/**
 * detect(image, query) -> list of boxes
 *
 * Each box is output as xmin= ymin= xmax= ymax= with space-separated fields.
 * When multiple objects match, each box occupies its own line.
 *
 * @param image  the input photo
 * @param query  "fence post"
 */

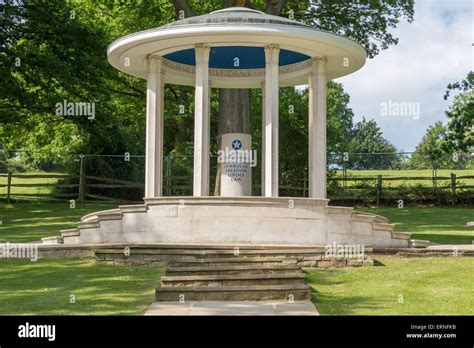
xmin=6 ymin=171 xmax=12 ymax=204
xmin=376 ymin=175 xmax=382 ymax=206
xmin=78 ymin=154 xmax=85 ymax=205
xmin=451 ymin=173 xmax=456 ymax=206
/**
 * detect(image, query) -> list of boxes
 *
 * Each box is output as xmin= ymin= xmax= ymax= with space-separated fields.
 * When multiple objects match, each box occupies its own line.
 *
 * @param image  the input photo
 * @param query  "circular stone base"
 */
xmin=70 ymin=197 xmax=409 ymax=249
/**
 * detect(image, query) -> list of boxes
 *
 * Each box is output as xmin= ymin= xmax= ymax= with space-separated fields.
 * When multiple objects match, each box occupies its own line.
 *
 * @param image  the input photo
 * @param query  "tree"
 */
xmin=442 ymin=72 xmax=473 ymax=155
xmin=409 ymin=122 xmax=450 ymax=169
xmin=444 ymin=71 xmax=473 ymax=100
xmin=347 ymin=118 xmax=398 ymax=170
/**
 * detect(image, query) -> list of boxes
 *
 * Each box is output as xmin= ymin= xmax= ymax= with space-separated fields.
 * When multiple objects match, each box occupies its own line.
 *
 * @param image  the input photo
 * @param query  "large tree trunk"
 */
xmin=213 ymin=0 xmax=253 ymax=195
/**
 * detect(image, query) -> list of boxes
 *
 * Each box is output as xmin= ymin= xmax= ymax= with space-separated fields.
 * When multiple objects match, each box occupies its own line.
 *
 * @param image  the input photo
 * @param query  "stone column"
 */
xmin=193 ymin=44 xmax=211 ymax=196
xmin=264 ymin=45 xmax=280 ymax=197
xmin=261 ymin=80 xmax=266 ymax=196
xmin=308 ymin=58 xmax=327 ymax=198
xmin=145 ymin=55 xmax=164 ymax=198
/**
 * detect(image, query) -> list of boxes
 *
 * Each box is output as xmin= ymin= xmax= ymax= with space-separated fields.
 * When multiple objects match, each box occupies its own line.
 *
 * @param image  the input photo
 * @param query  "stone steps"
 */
xmin=156 ymin=248 xmax=312 ymax=302
xmin=160 ymin=273 xmax=306 ymax=287
xmin=155 ymin=284 xmax=312 ymax=301
xmin=166 ymin=264 xmax=303 ymax=276
xmin=167 ymin=256 xmax=298 ymax=267
xmin=92 ymin=244 xmax=375 ymax=269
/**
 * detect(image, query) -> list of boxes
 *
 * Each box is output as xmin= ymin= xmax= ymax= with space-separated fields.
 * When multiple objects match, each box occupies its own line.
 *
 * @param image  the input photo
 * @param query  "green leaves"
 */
xmin=443 ymin=90 xmax=474 ymax=154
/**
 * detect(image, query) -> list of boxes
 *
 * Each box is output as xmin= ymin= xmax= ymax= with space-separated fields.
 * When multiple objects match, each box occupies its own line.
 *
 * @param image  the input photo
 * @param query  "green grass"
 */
xmin=0 ymin=258 xmax=164 ymax=315
xmin=356 ymin=206 xmax=474 ymax=244
xmin=333 ymin=169 xmax=474 ymax=187
xmin=0 ymin=202 xmax=118 ymax=243
xmin=306 ymin=256 xmax=474 ymax=315
xmin=0 ymin=171 xmax=63 ymax=195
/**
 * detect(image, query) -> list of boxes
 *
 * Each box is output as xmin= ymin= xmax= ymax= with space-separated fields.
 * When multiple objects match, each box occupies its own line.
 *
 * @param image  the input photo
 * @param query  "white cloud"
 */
xmin=336 ymin=0 xmax=473 ymax=151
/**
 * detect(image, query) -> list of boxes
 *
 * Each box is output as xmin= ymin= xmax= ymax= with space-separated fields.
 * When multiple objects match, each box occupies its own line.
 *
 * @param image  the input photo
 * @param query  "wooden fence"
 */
xmin=1 ymin=172 xmax=473 ymax=205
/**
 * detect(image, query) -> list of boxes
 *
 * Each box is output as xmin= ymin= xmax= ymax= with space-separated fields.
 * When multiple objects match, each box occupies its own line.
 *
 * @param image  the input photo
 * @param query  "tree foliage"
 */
xmin=409 ymin=122 xmax=450 ymax=169
xmin=347 ymin=117 xmax=398 ymax=170
xmin=0 ymin=0 xmax=416 ymax=195
xmin=442 ymin=72 xmax=473 ymax=155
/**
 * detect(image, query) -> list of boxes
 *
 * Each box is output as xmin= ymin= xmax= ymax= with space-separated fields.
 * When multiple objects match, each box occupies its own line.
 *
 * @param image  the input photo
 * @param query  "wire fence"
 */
xmin=0 ymin=149 xmax=473 ymax=205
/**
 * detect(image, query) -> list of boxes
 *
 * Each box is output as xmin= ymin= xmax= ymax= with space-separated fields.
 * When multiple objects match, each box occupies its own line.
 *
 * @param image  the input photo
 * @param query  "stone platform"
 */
xmin=145 ymin=300 xmax=319 ymax=316
xmin=41 ymin=197 xmax=413 ymax=248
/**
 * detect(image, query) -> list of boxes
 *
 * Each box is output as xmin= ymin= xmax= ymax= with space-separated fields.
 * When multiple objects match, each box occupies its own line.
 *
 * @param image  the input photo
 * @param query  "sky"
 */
xmin=335 ymin=0 xmax=473 ymax=152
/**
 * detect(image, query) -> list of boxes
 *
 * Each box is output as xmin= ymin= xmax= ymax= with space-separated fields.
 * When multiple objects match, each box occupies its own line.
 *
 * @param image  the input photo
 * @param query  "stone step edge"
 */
xmin=167 ymin=265 xmax=302 ymax=272
xmin=410 ymin=239 xmax=431 ymax=248
xmin=372 ymin=222 xmax=396 ymax=232
xmin=41 ymin=236 xmax=64 ymax=244
xmin=80 ymin=208 xmax=123 ymax=222
xmin=97 ymin=243 xmax=331 ymax=250
xmin=77 ymin=221 xmax=99 ymax=229
xmin=156 ymin=284 xmax=311 ymax=292
xmin=93 ymin=244 xmax=374 ymax=251
xmin=391 ymin=232 xmax=411 ymax=240
xmin=61 ymin=229 xmax=80 ymax=238
xmin=161 ymin=273 xmax=305 ymax=282
xmin=95 ymin=249 xmax=346 ymax=255
xmin=167 ymin=257 xmax=298 ymax=263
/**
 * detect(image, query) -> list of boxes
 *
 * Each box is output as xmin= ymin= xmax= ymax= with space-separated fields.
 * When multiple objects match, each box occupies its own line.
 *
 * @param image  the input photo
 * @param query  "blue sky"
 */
xmin=335 ymin=0 xmax=473 ymax=152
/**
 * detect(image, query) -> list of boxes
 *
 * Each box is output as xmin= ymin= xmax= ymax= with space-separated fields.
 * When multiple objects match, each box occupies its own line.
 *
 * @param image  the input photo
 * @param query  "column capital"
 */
xmin=264 ymin=44 xmax=280 ymax=65
xmin=146 ymin=55 xmax=163 ymax=73
xmin=195 ymin=44 xmax=211 ymax=64
xmin=311 ymin=57 xmax=328 ymax=75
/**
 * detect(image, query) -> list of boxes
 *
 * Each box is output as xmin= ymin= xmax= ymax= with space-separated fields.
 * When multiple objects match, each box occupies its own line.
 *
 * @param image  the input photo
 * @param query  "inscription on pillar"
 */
xmin=218 ymin=133 xmax=256 ymax=196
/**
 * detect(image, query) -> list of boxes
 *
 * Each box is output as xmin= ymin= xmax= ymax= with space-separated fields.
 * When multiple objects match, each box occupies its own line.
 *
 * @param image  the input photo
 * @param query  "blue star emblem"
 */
xmin=231 ymin=139 xmax=243 ymax=150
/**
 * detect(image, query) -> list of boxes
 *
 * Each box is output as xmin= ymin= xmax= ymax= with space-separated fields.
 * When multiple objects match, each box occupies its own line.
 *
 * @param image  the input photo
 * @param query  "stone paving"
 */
xmin=145 ymin=300 xmax=319 ymax=316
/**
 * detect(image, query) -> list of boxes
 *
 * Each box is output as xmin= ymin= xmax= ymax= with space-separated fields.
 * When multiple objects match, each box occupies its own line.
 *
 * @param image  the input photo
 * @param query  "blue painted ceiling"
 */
xmin=164 ymin=46 xmax=310 ymax=69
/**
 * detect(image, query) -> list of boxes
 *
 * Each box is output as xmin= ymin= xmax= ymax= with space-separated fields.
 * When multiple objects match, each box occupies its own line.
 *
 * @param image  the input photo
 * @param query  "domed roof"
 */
xmin=107 ymin=7 xmax=367 ymax=88
xmin=164 ymin=7 xmax=307 ymax=29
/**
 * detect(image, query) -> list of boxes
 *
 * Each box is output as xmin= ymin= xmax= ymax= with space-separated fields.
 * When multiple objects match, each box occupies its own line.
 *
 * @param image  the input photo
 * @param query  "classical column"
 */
xmin=261 ymin=80 xmax=266 ymax=196
xmin=264 ymin=45 xmax=280 ymax=197
xmin=308 ymin=57 xmax=327 ymax=198
xmin=145 ymin=55 xmax=164 ymax=198
xmin=193 ymin=44 xmax=211 ymax=196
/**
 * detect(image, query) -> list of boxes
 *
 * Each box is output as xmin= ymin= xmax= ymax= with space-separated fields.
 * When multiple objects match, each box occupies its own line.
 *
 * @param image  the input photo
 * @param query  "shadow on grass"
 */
xmin=411 ymin=233 xmax=473 ymax=244
xmin=306 ymin=271 xmax=379 ymax=316
xmin=0 ymin=258 xmax=164 ymax=315
xmin=373 ymin=259 xmax=385 ymax=266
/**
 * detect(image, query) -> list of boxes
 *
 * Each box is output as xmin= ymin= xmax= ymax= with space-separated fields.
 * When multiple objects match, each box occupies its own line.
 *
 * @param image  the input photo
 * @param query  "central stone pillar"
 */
xmin=193 ymin=44 xmax=211 ymax=197
xmin=219 ymin=133 xmax=253 ymax=196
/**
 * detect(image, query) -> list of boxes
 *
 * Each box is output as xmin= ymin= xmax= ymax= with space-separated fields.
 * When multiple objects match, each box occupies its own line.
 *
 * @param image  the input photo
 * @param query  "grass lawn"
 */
xmin=0 ymin=258 xmax=164 ymax=315
xmin=356 ymin=206 xmax=474 ymax=244
xmin=0 ymin=202 xmax=118 ymax=243
xmin=334 ymin=169 xmax=474 ymax=188
xmin=306 ymin=256 xmax=474 ymax=315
